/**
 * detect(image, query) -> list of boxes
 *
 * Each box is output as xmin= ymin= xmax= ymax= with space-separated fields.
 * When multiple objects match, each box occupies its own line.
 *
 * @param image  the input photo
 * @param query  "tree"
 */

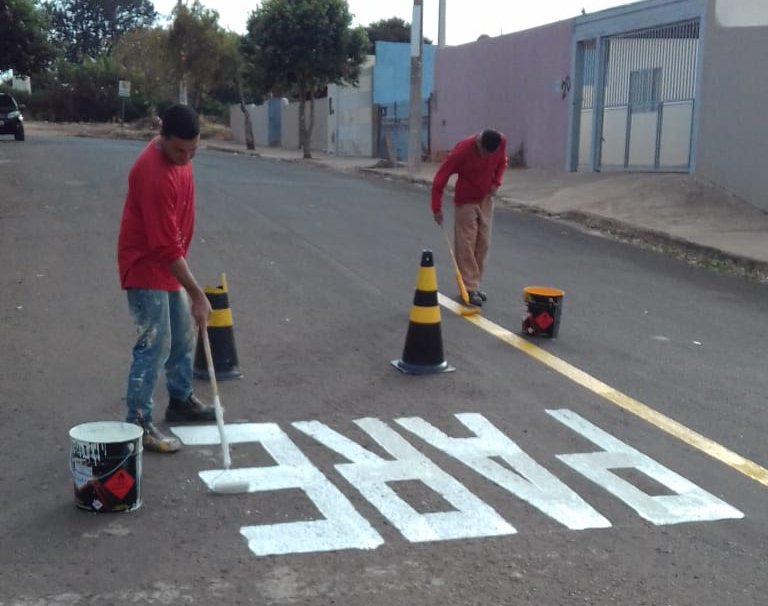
xmin=365 ymin=17 xmax=432 ymax=53
xmin=112 ymin=27 xmax=176 ymax=110
xmin=43 ymin=0 xmax=156 ymax=63
xmin=0 ymin=0 xmax=56 ymax=75
xmin=365 ymin=17 xmax=410 ymax=49
xmin=244 ymin=0 xmax=368 ymax=158
xmin=217 ymin=32 xmax=256 ymax=150
xmin=168 ymin=1 xmax=225 ymax=107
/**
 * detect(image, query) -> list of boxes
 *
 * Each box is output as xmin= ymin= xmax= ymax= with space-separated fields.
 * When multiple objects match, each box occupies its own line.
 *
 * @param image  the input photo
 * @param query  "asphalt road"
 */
xmin=1 ymin=135 xmax=766 ymax=605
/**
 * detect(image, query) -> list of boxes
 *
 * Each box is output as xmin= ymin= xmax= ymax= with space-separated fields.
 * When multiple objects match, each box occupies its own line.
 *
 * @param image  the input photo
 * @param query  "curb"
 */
xmin=203 ymin=143 xmax=768 ymax=283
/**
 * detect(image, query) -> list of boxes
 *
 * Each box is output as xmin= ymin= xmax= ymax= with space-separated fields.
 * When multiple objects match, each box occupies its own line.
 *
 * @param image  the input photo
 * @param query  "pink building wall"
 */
xmin=431 ymin=20 xmax=573 ymax=170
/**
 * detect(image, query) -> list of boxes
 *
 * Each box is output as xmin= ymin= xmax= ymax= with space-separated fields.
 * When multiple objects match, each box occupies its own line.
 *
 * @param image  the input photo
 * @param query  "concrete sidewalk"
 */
xmin=206 ymin=140 xmax=768 ymax=282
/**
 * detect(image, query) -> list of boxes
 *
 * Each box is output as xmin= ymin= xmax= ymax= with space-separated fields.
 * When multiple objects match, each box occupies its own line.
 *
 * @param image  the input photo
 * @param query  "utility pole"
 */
xmin=438 ymin=0 xmax=446 ymax=47
xmin=408 ymin=0 xmax=424 ymax=175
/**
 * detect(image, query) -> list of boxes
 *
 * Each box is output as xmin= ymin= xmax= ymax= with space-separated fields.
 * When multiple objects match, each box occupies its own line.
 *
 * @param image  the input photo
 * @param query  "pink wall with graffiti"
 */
xmin=431 ymin=20 xmax=573 ymax=170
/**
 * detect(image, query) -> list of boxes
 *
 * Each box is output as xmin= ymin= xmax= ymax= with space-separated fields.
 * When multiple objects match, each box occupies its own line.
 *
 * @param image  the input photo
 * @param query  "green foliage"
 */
xmin=244 ymin=0 xmax=368 ymax=98
xmin=243 ymin=0 xmax=367 ymax=156
xmin=364 ymin=17 xmax=432 ymax=53
xmin=112 ymin=27 xmax=176 ymax=109
xmin=168 ymin=1 xmax=231 ymax=110
xmin=0 ymin=0 xmax=56 ymax=74
xmin=364 ymin=17 xmax=410 ymax=51
xmin=43 ymin=0 xmax=156 ymax=63
xmin=213 ymin=31 xmax=261 ymax=106
xmin=21 ymin=57 xmax=149 ymax=122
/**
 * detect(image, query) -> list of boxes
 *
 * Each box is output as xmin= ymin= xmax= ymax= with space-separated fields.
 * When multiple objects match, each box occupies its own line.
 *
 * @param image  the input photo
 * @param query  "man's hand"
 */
xmin=167 ymin=257 xmax=212 ymax=328
xmin=189 ymin=290 xmax=212 ymax=329
xmin=433 ymin=210 xmax=443 ymax=226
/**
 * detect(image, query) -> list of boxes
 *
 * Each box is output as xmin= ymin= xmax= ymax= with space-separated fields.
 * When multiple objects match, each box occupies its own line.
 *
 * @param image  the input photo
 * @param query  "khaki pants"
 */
xmin=454 ymin=196 xmax=494 ymax=292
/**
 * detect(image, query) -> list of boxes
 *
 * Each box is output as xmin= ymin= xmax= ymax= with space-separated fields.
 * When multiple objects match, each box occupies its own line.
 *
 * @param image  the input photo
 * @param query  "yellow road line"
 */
xmin=438 ymin=292 xmax=768 ymax=488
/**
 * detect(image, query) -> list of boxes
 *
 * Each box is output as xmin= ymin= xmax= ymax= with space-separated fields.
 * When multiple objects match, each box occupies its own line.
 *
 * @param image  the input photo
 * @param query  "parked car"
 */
xmin=0 ymin=93 xmax=25 ymax=141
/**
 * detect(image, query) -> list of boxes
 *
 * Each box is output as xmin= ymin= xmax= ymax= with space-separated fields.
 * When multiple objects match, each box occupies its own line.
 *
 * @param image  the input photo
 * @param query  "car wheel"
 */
xmin=15 ymin=125 xmax=25 ymax=141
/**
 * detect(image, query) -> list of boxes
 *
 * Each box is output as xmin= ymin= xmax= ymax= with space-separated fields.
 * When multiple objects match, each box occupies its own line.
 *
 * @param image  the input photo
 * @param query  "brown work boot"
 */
xmin=165 ymin=393 xmax=216 ymax=423
xmin=137 ymin=421 xmax=181 ymax=453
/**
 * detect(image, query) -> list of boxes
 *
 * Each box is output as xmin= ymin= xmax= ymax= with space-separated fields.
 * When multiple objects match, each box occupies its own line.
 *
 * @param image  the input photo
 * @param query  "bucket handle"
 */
xmin=70 ymin=442 xmax=135 ymax=483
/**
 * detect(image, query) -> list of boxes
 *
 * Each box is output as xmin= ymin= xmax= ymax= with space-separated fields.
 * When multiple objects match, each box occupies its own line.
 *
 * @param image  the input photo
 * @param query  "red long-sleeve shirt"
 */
xmin=117 ymin=138 xmax=195 ymax=290
xmin=431 ymin=133 xmax=507 ymax=213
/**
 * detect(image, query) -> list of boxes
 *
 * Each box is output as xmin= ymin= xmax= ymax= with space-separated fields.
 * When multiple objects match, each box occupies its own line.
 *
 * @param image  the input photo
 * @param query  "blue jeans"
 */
xmin=125 ymin=289 xmax=196 ymax=424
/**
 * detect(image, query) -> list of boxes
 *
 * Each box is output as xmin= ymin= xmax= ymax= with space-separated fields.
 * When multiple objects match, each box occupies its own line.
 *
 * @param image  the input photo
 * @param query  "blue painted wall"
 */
xmin=373 ymin=41 xmax=435 ymax=160
xmin=373 ymin=41 xmax=435 ymax=104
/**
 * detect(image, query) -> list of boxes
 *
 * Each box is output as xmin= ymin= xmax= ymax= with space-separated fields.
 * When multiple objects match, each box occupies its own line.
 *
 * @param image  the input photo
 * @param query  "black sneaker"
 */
xmin=135 ymin=420 xmax=181 ymax=453
xmin=468 ymin=291 xmax=484 ymax=306
xmin=478 ymin=291 xmax=488 ymax=301
xmin=165 ymin=393 xmax=216 ymax=422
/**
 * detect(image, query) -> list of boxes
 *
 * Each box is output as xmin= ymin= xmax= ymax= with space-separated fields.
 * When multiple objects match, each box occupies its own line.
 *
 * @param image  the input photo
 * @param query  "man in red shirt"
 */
xmin=432 ymin=129 xmax=507 ymax=307
xmin=117 ymin=104 xmax=215 ymax=453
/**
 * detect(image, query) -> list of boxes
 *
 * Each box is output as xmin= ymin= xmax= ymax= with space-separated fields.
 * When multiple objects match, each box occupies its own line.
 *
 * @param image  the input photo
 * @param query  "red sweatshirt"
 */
xmin=117 ymin=138 xmax=195 ymax=290
xmin=431 ymin=133 xmax=508 ymax=213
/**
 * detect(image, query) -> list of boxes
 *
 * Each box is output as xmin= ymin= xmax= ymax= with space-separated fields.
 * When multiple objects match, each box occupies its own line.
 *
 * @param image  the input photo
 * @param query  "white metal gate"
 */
xmin=577 ymin=19 xmax=700 ymax=172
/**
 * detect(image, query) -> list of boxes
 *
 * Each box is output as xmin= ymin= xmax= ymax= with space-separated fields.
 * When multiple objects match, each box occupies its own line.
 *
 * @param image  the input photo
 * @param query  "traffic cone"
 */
xmin=391 ymin=250 xmax=455 ymax=374
xmin=194 ymin=273 xmax=243 ymax=380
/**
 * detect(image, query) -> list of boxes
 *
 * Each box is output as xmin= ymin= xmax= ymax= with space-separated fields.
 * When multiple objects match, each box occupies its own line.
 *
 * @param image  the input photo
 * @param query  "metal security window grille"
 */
xmin=604 ymin=20 xmax=700 ymax=109
xmin=576 ymin=18 xmax=701 ymax=172
xmin=629 ymin=68 xmax=662 ymax=113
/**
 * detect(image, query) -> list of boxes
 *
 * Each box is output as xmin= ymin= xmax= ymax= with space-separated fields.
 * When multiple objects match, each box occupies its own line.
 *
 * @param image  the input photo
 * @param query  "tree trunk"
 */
xmin=178 ymin=76 xmax=188 ymax=105
xmin=298 ymin=89 xmax=311 ymax=159
xmin=241 ymin=102 xmax=255 ymax=151
xmin=237 ymin=79 xmax=254 ymax=150
xmin=307 ymin=95 xmax=316 ymax=159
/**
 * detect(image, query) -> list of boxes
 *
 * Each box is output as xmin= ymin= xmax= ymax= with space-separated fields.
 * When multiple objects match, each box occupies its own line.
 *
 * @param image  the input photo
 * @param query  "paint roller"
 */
xmin=200 ymin=326 xmax=250 ymax=495
xmin=440 ymin=225 xmax=481 ymax=317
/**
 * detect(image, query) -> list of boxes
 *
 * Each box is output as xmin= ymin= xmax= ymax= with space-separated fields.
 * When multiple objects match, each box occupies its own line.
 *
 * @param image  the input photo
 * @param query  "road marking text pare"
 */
xmin=172 ymin=409 xmax=742 ymax=557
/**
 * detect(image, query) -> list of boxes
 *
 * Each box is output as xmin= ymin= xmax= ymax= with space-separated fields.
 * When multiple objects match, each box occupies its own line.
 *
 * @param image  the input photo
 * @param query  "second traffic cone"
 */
xmin=194 ymin=273 xmax=243 ymax=381
xmin=391 ymin=250 xmax=455 ymax=375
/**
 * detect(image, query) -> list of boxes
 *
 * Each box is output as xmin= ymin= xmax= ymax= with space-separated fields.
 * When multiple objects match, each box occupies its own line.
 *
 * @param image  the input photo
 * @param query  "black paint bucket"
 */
xmin=522 ymin=286 xmax=565 ymax=338
xmin=69 ymin=421 xmax=143 ymax=513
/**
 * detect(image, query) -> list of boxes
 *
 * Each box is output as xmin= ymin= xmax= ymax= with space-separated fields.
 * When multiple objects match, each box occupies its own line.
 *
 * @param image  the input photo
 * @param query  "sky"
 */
xmin=152 ymin=1 xmax=634 ymax=46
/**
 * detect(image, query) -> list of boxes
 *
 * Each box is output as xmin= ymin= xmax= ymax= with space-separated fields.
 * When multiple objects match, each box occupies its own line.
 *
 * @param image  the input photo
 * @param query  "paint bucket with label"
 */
xmin=69 ymin=421 xmax=143 ymax=513
xmin=522 ymin=286 xmax=565 ymax=338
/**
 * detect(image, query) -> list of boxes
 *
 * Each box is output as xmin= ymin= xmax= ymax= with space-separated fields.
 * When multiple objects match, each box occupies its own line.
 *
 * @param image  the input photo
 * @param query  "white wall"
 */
xmin=13 ymin=77 xmax=32 ymax=93
xmin=696 ymin=0 xmax=768 ymax=210
xmin=281 ymin=101 xmax=329 ymax=151
xmin=327 ymin=58 xmax=375 ymax=156
xmin=229 ymin=104 xmax=269 ymax=147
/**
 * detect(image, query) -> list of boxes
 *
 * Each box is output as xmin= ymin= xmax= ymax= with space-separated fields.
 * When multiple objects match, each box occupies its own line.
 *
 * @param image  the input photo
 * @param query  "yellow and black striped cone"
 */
xmin=391 ymin=250 xmax=455 ymax=374
xmin=194 ymin=273 xmax=243 ymax=381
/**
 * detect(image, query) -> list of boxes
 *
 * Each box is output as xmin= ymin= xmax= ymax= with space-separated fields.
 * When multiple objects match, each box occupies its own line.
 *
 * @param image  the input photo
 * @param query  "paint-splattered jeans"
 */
xmin=125 ymin=288 xmax=196 ymax=424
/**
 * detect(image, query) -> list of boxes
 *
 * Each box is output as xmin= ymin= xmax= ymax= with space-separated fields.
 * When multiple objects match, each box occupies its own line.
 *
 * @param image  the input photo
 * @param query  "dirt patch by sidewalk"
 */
xmin=25 ymin=119 xmax=234 ymax=142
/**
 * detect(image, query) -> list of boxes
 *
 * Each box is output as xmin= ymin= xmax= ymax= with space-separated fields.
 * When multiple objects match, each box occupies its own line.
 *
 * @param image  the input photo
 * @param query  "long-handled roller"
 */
xmin=440 ymin=225 xmax=481 ymax=316
xmin=200 ymin=327 xmax=249 ymax=494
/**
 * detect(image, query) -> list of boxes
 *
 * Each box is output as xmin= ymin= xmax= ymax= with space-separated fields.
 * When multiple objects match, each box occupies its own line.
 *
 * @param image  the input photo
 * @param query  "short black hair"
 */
xmin=161 ymin=104 xmax=199 ymax=140
xmin=480 ymin=129 xmax=502 ymax=152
